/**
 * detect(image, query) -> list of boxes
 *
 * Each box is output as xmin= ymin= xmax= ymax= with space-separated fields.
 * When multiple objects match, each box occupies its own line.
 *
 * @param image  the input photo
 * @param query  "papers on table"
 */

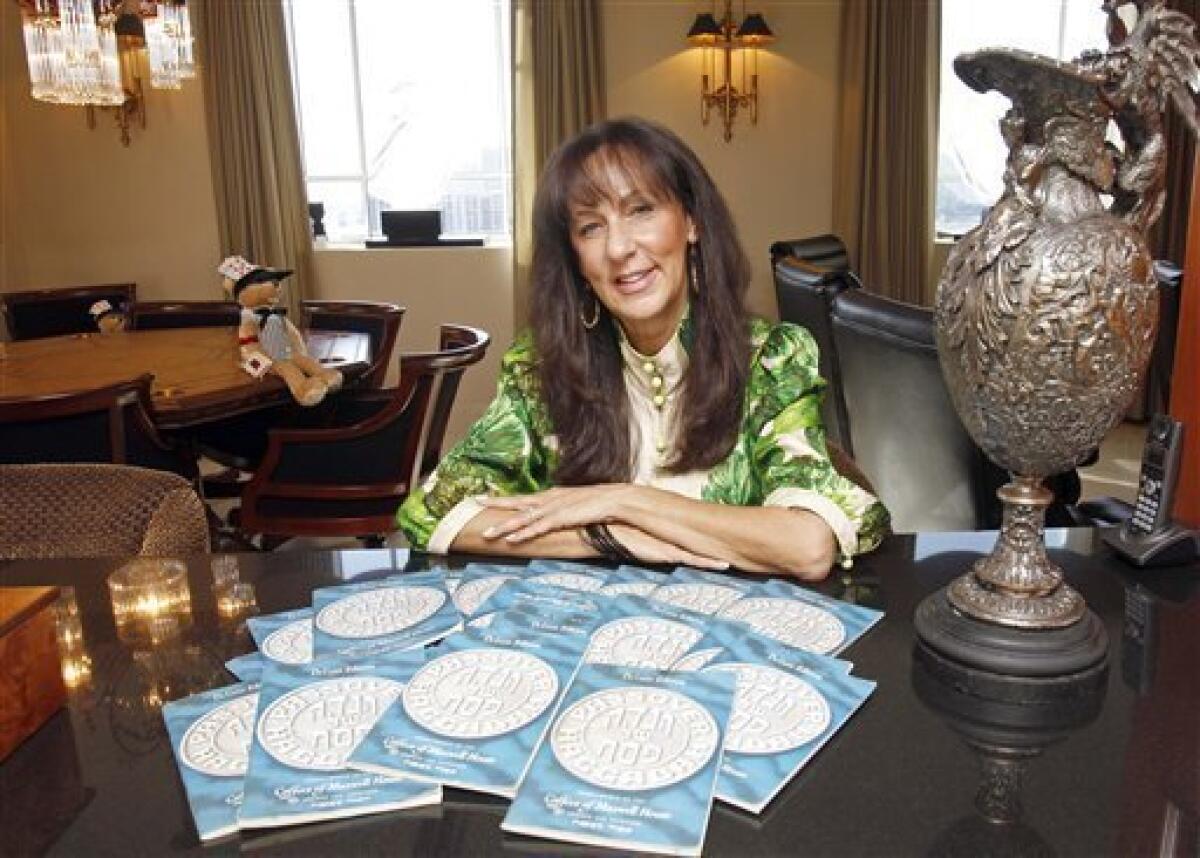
xmin=169 ymin=563 xmax=883 ymax=849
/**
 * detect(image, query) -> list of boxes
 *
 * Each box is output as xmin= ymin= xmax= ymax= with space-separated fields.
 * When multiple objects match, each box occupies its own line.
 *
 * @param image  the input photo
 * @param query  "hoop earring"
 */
xmin=688 ymin=244 xmax=701 ymax=296
xmin=581 ymin=292 xmax=600 ymax=330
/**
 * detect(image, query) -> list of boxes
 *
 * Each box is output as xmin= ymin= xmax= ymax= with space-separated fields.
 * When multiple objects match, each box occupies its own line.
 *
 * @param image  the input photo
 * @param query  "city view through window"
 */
xmin=285 ymin=0 xmax=512 ymax=243
xmin=937 ymin=0 xmax=1107 ymax=238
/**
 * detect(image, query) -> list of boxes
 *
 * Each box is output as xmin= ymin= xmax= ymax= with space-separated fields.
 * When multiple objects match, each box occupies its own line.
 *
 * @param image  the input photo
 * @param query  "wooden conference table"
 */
xmin=0 ymin=531 xmax=1196 ymax=856
xmin=0 ymin=327 xmax=371 ymax=430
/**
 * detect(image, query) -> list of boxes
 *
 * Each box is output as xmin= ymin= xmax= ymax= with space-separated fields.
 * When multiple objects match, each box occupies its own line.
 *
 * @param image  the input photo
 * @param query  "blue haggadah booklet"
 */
xmin=226 ymin=652 xmax=266 ymax=683
xmin=348 ymin=610 xmax=591 ymax=798
xmin=523 ymin=559 xmax=612 ymax=593
xmin=466 ymin=578 xmax=608 ymax=627
xmin=163 ymin=681 xmax=259 ymax=841
xmin=451 ymin=563 xmax=522 ymax=618
xmin=700 ymin=632 xmax=876 ymax=813
xmin=585 ymin=595 xmax=711 ymax=670
xmin=651 ymin=567 xmax=756 ymax=615
xmin=247 ymin=608 xmax=314 ymax=667
xmin=716 ymin=579 xmax=884 ymax=656
xmin=238 ymin=654 xmax=440 ymax=829
xmin=311 ymin=572 xmax=461 ymax=658
xmin=599 ymin=565 xmax=668 ymax=597
xmin=503 ymin=664 xmax=736 ymax=857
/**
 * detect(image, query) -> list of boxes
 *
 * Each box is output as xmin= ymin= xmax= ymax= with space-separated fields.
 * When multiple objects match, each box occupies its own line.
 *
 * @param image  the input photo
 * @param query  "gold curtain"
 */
xmin=191 ymin=0 xmax=311 ymax=314
xmin=512 ymin=0 xmax=606 ymax=325
xmin=833 ymin=0 xmax=940 ymax=306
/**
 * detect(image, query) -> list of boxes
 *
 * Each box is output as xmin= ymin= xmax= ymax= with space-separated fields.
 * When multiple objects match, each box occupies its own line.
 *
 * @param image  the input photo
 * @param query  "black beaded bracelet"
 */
xmin=584 ymin=523 xmax=638 ymax=564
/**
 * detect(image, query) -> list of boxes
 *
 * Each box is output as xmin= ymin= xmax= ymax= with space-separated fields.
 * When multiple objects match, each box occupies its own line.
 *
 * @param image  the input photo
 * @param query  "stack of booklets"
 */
xmin=164 ymin=563 xmax=882 ymax=853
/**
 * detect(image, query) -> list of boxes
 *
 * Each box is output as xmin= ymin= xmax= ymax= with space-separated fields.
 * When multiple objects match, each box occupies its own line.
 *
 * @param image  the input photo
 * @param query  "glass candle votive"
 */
xmin=108 ymin=558 xmax=193 ymax=644
xmin=211 ymin=555 xmax=240 ymax=592
xmin=216 ymin=580 xmax=258 ymax=621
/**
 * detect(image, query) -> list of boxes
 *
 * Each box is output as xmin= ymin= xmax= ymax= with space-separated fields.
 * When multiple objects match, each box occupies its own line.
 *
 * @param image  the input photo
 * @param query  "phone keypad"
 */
xmin=1130 ymin=468 xmax=1163 ymax=535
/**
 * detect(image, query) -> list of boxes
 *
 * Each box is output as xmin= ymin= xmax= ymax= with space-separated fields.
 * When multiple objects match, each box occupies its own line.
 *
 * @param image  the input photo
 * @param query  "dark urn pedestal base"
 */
xmin=914 ymin=589 xmax=1109 ymax=678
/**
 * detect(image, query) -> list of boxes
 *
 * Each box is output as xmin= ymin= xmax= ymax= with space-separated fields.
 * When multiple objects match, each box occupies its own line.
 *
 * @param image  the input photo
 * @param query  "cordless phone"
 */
xmin=1102 ymin=414 xmax=1199 ymax=568
xmin=1128 ymin=414 xmax=1183 ymax=536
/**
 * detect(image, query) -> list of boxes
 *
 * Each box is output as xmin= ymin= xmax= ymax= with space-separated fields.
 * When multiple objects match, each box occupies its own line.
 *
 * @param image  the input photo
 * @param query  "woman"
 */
xmin=399 ymin=118 xmax=888 ymax=580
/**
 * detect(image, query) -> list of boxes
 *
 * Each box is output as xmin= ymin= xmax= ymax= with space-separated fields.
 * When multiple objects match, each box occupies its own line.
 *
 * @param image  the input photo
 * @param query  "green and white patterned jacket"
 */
xmin=398 ymin=317 xmax=890 ymax=565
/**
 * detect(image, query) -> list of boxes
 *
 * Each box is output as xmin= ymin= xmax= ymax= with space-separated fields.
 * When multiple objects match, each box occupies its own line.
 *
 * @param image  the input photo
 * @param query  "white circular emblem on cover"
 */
xmin=586 ymin=617 xmax=702 ymax=669
xmin=315 ymin=585 xmax=446 ymax=639
xmin=260 ymin=619 xmax=313 ymax=665
xmin=453 ymin=574 xmax=515 ymax=616
xmin=551 ymin=687 xmax=719 ymax=791
xmin=598 ymin=581 xmax=659 ymax=598
xmin=717 ymin=597 xmax=846 ymax=653
xmin=402 ymin=648 xmax=558 ymax=739
xmin=531 ymin=572 xmax=605 ymax=592
xmin=652 ymin=582 xmax=742 ymax=615
xmin=703 ymin=662 xmax=830 ymax=754
xmin=257 ymin=677 xmax=403 ymax=771
xmin=179 ymin=692 xmax=259 ymax=777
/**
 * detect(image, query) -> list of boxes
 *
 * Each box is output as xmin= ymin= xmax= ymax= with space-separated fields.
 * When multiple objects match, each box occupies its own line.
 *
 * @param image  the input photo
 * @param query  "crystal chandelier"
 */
xmin=17 ymin=0 xmax=197 ymax=145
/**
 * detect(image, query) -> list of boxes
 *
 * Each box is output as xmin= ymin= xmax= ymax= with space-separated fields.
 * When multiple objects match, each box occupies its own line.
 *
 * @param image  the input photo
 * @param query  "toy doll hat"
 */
xmin=89 ymin=299 xmax=122 ymax=320
xmin=217 ymin=255 xmax=293 ymax=296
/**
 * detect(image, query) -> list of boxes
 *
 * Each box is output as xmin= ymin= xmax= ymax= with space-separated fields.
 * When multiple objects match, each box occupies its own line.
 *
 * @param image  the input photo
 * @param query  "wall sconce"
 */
xmin=17 ymin=0 xmax=196 ymax=146
xmin=686 ymin=1 xmax=775 ymax=142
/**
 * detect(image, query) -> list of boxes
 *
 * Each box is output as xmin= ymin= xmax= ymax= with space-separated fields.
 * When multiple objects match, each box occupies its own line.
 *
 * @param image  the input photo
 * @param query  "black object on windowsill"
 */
xmin=364 ymin=209 xmax=484 ymax=248
xmin=308 ymin=202 xmax=327 ymax=239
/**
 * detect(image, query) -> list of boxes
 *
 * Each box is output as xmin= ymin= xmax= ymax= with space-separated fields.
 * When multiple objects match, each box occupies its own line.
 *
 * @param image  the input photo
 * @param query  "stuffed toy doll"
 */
xmin=217 ymin=255 xmax=343 ymax=406
xmin=89 ymin=299 xmax=127 ymax=334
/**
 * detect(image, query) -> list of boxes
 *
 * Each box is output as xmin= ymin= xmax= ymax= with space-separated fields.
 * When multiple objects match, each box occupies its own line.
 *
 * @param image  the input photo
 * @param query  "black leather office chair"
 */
xmin=770 ymin=234 xmax=860 ymax=453
xmin=830 ymin=289 xmax=1082 ymax=533
xmin=829 ymin=289 xmax=992 ymax=533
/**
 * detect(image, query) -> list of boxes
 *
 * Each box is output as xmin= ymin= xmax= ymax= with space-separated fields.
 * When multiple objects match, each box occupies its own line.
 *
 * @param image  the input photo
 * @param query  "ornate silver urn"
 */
xmin=932 ymin=1 xmax=1199 ymax=636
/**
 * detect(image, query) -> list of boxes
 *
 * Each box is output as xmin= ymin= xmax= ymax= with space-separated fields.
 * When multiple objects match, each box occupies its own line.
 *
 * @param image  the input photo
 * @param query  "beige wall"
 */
xmin=1 ymin=0 xmax=221 ymax=299
xmin=603 ymin=0 xmax=842 ymax=319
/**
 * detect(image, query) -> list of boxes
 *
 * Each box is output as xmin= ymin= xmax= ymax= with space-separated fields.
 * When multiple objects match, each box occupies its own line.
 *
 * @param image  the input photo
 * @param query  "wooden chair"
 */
xmin=1 ymin=283 xmax=136 ymax=341
xmin=302 ymin=300 xmax=405 ymax=389
xmin=127 ymin=300 xmax=241 ymax=330
xmin=0 ymin=374 xmax=198 ymax=481
xmin=0 ymin=464 xmax=209 ymax=558
xmin=237 ymin=324 xmax=489 ymax=544
xmin=194 ymin=301 xmax=404 ymax=497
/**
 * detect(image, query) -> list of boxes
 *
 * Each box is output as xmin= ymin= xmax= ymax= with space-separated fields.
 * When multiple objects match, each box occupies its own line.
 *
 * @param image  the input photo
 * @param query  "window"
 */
xmin=935 ymin=0 xmax=1107 ymax=238
xmin=285 ymin=0 xmax=512 ymax=244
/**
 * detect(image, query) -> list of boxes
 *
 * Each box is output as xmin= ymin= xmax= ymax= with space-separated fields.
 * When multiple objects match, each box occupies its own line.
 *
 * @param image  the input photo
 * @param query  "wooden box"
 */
xmin=0 ymin=586 xmax=65 ymax=763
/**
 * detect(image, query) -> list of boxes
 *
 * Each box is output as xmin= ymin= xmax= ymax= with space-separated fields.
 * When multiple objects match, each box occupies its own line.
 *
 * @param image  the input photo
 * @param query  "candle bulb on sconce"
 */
xmin=685 ymin=1 xmax=775 ymax=141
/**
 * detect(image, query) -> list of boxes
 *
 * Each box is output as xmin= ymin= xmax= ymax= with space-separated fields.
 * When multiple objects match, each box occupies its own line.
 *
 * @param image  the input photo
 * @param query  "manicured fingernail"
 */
xmin=483 ymin=527 xmax=496 ymax=537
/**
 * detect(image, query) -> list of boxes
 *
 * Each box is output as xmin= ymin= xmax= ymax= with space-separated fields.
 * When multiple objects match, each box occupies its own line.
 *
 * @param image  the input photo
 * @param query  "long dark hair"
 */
xmin=530 ymin=117 xmax=751 ymax=484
